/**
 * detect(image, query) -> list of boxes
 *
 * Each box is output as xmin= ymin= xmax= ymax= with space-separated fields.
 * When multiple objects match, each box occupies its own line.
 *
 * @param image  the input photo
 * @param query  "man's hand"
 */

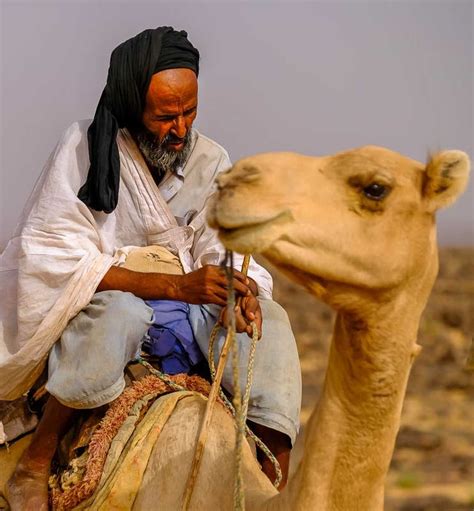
xmin=219 ymin=293 xmax=263 ymax=339
xmin=97 ymin=264 xmax=260 ymax=330
xmin=174 ymin=265 xmax=252 ymax=306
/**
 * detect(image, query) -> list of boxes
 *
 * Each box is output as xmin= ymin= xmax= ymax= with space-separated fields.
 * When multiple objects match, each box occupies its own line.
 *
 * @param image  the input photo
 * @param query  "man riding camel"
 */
xmin=1 ymin=27 xmax=301 ymax=510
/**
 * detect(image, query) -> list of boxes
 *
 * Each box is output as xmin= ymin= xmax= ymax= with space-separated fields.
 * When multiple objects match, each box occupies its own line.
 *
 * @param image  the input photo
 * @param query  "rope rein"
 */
xmin=225 ymin=252 xmax=246 ymax=509
xmin=207 ymin=324 xmax=283 ymax=489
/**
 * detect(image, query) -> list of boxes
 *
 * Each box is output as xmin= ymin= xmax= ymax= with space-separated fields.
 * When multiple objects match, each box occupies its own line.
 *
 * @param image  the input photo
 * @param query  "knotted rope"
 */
xmin=207 ymin=322 xmax=283 ymax=495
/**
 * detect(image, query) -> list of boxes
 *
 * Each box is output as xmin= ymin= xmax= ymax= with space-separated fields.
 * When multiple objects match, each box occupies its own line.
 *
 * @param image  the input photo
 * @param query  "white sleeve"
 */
xmin=189 ymin=152 xmax=273 ymax=299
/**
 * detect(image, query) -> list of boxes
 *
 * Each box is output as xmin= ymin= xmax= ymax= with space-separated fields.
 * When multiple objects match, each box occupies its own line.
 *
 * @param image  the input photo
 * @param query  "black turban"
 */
xmin=78 ymin=27 xmax=200 ymax=213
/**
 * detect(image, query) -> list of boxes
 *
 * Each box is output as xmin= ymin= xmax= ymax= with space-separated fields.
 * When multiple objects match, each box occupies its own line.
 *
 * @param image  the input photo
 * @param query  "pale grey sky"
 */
xmin=1 ymin=0 xmax=473 ymax=248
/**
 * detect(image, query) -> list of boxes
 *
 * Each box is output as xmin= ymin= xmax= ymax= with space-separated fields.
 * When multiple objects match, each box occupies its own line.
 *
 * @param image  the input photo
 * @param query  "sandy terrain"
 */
xmin=268 ymin=247 xmax=473 ymax=511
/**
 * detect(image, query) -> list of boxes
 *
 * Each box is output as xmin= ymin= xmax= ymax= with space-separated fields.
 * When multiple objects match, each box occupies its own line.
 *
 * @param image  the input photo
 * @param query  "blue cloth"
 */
xmin=143 ymin=300 xmax=203 ymax=374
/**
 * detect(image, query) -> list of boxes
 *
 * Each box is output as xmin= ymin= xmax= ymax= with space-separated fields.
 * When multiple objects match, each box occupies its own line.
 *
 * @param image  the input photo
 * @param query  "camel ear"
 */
xmin=423 ymin=150 xmax=470 ymax=212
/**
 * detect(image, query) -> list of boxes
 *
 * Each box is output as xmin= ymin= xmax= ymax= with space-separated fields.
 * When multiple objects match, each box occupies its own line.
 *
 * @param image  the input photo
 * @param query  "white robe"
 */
xmin=0 ymin=121 xmax=272 ymax=400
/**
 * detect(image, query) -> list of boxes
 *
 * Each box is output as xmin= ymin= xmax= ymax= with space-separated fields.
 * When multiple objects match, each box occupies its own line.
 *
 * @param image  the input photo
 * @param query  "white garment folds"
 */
xmin=0 ymin=121 xmax=272 ymax=400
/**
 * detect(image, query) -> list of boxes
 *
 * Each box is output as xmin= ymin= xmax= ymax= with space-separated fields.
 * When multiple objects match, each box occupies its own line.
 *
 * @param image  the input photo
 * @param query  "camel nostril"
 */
xmin=215 ymin=163 xmax=261 ymax=192
xmin=216 ymin=165 xmax=236 ymax=188
xmin=216 ymin=174 xmax=228 ymax=191
xmin=240 ymin=165 xmax=262 ymax=184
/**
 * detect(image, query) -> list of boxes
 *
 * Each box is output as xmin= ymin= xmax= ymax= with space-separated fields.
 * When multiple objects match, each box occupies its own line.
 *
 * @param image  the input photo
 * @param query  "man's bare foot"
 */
xmin=5 ymin=396 xmax=77 ymax=510
xmin=6 ymin=459 xmax=50 ymax=511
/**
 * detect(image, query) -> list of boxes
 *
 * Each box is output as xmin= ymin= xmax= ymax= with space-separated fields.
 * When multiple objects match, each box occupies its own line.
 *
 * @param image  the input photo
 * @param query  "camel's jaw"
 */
xmin=209 ymin=202 xmax=330 ymax=299
xmin=208 ymin=203 xmax=293 ymax=254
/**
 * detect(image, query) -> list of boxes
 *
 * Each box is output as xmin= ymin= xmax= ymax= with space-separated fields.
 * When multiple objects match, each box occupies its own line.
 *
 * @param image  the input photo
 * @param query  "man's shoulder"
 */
xmin=192 ymin=130 xmax=230 ymax=162
xmin=62 ymin=119 xmax=91 ymax=139
xmin=54 ymin=120 xmax=91 ymax=149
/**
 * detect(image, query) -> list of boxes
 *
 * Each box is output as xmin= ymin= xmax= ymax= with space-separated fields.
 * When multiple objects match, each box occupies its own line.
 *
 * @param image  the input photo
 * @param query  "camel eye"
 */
xmin=363 ymin=183 xmax=389 ymax=200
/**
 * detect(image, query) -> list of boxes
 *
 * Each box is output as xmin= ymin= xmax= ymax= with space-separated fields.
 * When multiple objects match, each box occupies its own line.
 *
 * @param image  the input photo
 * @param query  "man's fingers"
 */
xmin=214 ymin=265 xmax=248 ymax=284
xmin=228 ymin=270 xmax=251 ymax=289
xmin=220 ymin=302 xmax=262 ymax=339
xmin=216 ymin=275 xmax=250 ymax=297
xmin=255 ymin=310 xmax=263 ymax=339
xmin=235 ymin=309 xmax=249 ymax=333
xmin=221 ymin=305 xmax=247 ymax=332
xmin=237 ymin=297 xmax=262 ymax=339
xmin=231 ymin=305 xmax=250 ymax=333
xmin=243 ymin=298 xmax=262 ymax=339
xmin=213 ymin=296 xmax=227 ymax=307
xmin=211 ymin=266 xmax=249 ymax=296
xmin=241 ymin=295 xmax=259 ymax=320
xmin=230 ymin=268 xmax=249 ymax=283
xmin=232 ymin=278 xmax=251 ymax=297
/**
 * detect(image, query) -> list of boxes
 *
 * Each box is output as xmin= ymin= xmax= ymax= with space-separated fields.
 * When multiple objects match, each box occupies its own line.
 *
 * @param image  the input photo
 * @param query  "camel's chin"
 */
xmin=216 ymin=210 xmax=293 ymax=254
xmin=262 ymin=253 xmax=329 ymax=300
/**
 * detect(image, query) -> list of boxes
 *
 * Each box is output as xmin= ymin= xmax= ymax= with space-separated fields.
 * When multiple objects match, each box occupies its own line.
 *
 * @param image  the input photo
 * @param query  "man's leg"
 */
xmin=189 ymin=299 xmax=302 ymax=490
xmin=248 ymin=420 xmax=292 ymax=491
xmin=7 ymin=291 xmax=153 ymax=510
xmin=6 ymin=397 xmax=75 ymax=511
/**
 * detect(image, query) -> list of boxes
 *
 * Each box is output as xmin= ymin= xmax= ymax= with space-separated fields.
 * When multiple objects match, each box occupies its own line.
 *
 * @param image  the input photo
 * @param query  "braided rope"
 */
xmin=138 ymin=359 xmax=192 ymax=392
xmin=219 ymin=258 xmax=245 ymax=510
xmin=241 ymin=322 xmax=258 ymax=422
xmin=208 ymin=324 xmax=282 ymax=489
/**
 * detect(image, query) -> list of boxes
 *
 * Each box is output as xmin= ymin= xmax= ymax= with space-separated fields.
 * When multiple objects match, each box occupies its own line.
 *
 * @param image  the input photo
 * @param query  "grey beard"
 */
xmin=136 ymin=129 xmax=192 ymax=179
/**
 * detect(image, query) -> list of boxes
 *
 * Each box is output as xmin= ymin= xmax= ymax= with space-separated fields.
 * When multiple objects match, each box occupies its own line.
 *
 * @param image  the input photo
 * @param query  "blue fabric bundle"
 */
xmin=143 ymin=300 xmax=202 ymax=374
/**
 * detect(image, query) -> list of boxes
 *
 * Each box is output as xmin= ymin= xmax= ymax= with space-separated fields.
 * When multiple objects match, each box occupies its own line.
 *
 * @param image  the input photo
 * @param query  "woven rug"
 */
xmin=50 ymin=374 xmax=214 ymax=511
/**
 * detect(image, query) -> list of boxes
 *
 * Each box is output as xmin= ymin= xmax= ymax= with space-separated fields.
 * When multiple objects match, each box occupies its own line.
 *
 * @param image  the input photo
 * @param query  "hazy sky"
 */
xmin=1 ymin=0 xmax=473 ymax=248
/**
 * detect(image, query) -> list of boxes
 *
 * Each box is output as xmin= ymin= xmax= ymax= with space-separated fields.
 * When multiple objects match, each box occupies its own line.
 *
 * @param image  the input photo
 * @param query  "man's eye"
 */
xmin=363 ymin=183 xmax=390 ymax=200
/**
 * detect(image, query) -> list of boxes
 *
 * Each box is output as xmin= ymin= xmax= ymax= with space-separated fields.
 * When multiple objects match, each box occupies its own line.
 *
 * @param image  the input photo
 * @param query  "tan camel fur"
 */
xmin=206 ymin=145 xmax=470 ymax=510
xmin=1 ymin=146 xmax=469 ymax=511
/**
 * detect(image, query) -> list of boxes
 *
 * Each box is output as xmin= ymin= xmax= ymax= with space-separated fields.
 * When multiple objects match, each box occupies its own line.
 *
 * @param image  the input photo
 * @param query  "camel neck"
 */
xmin=274 ymin=300 xmax=424 ymax=511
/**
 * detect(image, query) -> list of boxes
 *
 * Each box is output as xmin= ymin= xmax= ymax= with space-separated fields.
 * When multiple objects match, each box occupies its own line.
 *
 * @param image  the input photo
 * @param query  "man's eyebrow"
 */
xmin=152 ymin=105 xmax=197 ymax=118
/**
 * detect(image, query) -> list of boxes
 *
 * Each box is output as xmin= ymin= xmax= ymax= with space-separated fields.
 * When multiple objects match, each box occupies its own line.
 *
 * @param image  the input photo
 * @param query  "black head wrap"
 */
xmin=78 ymin=27 xmax=199 ymax=213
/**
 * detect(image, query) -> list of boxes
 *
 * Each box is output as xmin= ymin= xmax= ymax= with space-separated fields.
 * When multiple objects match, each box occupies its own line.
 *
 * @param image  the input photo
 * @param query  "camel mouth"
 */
xmin=216 ymin=210 xmax=292 ymax=252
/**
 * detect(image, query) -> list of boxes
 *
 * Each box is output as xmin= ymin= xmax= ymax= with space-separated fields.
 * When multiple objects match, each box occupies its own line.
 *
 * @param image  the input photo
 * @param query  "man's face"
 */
xmin=137 ymin=68 xmax=198 ymax=173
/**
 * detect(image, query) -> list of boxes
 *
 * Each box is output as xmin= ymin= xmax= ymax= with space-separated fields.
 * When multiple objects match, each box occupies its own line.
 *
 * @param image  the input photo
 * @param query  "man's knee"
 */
xmin=46 ymin=291 xmax=153 ymax=409
xmin=260 ymin=297 xmax=290 ymax=319
xmin=208 ymin=298 xmax=301 ymax=443
xmin=90 ymin=290 xmax=153 ymax=327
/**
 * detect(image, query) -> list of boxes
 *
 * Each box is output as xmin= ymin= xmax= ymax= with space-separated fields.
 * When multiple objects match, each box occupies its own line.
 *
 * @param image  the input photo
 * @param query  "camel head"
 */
xmin=208 ymin=146 xmax=470 ymax=312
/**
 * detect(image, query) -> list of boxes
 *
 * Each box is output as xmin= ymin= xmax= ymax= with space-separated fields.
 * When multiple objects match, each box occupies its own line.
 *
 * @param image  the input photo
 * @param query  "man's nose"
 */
xmin=172 ymin=116 xmax=186 ymax=138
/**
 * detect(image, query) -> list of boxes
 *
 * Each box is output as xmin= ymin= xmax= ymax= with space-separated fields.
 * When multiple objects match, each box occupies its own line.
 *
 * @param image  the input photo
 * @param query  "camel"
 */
xmin=205 ymin=145 xmax=470 ymax=510
xmin=1 ymin=145 xmax=469 ymax=511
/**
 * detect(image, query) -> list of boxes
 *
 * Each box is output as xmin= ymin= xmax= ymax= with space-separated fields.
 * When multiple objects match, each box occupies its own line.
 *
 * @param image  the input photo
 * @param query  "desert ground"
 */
xmin=268 ymin=247 xmax=473 ymax=511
